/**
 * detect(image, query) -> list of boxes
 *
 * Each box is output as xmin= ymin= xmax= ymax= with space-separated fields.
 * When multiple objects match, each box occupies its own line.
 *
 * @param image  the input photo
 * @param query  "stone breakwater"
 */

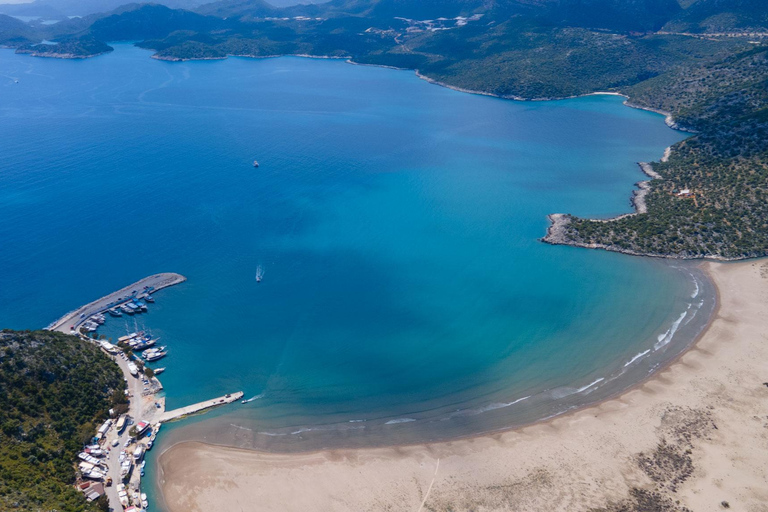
xmin=47 ymin=273 xmax=187 ymax=332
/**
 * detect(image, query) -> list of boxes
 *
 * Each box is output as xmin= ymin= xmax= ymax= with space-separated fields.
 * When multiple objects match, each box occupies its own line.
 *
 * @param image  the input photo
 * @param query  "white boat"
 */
xmin=153 ymin=367 xmax=165 ymax=375
xmin=141 ymin=493 xmax=149 ymax=509
xmin=253 ymin=160 xmax=259 ymax=167
xmin=255 ymin=265 xmax=264 ymax=282
xmin=143 ymin=350 xmax=167 ymax=362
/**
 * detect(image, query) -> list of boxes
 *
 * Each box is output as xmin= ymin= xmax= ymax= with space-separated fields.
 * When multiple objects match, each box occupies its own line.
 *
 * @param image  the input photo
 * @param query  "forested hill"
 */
xmin=0 ymin=330 xmax=126 ymax=512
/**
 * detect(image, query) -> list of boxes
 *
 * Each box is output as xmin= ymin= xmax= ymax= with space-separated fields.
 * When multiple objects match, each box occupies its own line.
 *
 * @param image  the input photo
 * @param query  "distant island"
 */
xmin=14 ymin=36 xmax=112 ymax=58
xmin=1 ymin=0 xmax=766 ymax=260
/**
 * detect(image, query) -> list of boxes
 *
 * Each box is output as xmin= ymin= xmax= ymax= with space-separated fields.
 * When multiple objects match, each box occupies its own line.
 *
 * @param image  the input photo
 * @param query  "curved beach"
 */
xmin=156 ymin=259 xmax=768 ymax=511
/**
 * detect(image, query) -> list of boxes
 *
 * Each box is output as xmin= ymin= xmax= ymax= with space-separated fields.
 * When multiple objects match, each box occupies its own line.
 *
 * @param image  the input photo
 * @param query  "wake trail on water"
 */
xmin=242 ymin=392 xmax=265 ymax=403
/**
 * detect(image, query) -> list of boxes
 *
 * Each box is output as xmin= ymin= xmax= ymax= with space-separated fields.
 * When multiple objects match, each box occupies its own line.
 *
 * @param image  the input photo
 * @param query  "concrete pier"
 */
xmin=159 ymin=392 xmax=245 ymax=422
xmin=46 ymin=273 xmax=186 ymax=333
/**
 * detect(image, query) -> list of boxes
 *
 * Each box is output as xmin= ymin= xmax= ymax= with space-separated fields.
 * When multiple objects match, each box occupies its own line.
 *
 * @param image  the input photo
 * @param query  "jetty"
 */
xmin=46 ymin=273 xmax=186 ymax=333
xmin=158 ymin=392 xmax=244 ymax=422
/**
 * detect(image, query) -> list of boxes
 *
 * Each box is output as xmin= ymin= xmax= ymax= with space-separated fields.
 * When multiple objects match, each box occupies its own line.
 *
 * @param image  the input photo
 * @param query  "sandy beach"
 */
xmin=157 ymin=259 xmax=768 ymax=512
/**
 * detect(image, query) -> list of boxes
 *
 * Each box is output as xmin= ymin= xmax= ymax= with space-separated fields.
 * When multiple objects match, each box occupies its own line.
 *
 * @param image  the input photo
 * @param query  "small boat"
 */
xmin=253 ymin=160 xmax=259 ymax=168
xmin=108 ymin=308 xmax=122 ymax=317
xmin=121 ymin=304 xmax=135 ymax=315
xmin=144 ymin=295 xmax=155 ymax=303
xmin=256 ymin=265 xmax=264 ymax=283
xmin=134 ymin=300 xmax=148 ymax=312
xmin=141 ymin=493 xmax=148 ymax=509
xmin=153 ymin=367 xmax=166 ymax=375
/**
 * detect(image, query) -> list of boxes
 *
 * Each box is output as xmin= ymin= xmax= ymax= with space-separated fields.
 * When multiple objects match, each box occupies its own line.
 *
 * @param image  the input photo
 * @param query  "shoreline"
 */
xmin=541 ymin=214 xmax=748 ymax=261
xmin=151 ymin=262 xmax=715 ymax=458
xmin=151 ymin=51 xmax=352 ymax=62
xmin=153 ymin=263 xmax=716 ymax=455
xmin=157 ymin=258 xmax=768 ymax=511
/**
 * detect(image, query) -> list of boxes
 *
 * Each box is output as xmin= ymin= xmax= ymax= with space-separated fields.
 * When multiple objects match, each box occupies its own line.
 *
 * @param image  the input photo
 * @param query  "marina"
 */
xmin=45 ymin=274 xmax=245 ymax=512
xmin=47 ymin=273 xmax=186 ymax=333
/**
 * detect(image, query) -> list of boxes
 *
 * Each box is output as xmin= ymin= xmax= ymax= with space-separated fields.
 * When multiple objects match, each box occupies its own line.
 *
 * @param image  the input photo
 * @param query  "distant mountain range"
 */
xmin=2 ymin=0 xmax=765 ymax=36
xmin=0 ymin=0 xmax=204 ymax=18
xmin=0 ymin=0 xmax=322 ymax=19
xmin=664 ymin=0 xmax=768 ymax=32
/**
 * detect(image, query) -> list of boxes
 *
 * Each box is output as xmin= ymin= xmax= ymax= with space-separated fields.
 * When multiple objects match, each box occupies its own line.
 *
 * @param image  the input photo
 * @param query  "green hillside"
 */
xmin=557 ymin=44 xmax=768 ymax=259
xmin=0 ymin=330 xmax=126 ymax=512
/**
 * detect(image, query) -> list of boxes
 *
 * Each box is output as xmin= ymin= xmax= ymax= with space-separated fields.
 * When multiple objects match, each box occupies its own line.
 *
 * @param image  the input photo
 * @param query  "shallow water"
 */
xmin=0 ymin=44 xmax=714 ymax=508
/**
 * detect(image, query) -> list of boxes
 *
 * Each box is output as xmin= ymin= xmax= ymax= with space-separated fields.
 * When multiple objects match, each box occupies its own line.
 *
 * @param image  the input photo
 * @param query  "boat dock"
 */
xmin=158 ymin=392 xmax=244 ymax=422
xmin=46 ymin=273 xmax=186 ymax=333
xmin=47 ymin=273 xmax=248 ymax=511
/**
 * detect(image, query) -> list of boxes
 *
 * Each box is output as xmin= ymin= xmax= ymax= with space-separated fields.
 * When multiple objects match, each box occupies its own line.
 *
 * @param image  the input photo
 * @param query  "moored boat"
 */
xmin=144 ymin=350 xmax=167 ymax=362
xmin=133 ymin=338 xmax=157 ymax=351
xmin=108 ymin=307 xmax=122 ymax=317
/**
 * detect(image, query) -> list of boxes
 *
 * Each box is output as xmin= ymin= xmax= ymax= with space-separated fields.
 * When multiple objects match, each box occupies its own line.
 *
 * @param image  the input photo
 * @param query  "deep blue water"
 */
xmin=0 ymin=45 xmax=713 ymax=485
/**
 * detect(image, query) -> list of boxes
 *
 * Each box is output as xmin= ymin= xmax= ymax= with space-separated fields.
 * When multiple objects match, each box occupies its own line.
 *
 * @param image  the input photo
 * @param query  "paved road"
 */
xmin=102 ymin=351 xmax=165 ymax=510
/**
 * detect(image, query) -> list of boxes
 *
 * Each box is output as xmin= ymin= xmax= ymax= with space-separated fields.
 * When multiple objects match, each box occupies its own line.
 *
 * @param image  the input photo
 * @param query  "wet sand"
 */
xmin=157 ymin=259 xmax=768 ymax=511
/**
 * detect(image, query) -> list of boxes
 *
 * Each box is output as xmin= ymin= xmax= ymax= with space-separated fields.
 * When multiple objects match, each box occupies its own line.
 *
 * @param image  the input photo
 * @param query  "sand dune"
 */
xmin=157 ymin=260 xmax=768 ymax=512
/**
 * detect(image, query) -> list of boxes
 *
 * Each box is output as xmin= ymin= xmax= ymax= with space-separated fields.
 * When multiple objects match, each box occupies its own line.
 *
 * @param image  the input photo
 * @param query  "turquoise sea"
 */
xmin=0 ymin=44 xmax=714 ymax=508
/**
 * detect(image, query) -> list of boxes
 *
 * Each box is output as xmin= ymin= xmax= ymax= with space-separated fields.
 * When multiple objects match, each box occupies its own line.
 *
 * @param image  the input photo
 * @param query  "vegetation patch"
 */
xmin=0 ymin=330 xmax=125 ymax=512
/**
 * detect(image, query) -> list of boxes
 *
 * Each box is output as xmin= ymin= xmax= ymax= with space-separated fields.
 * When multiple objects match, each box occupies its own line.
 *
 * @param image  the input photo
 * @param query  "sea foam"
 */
xmin=655 ymin=311 xmax=687 ymax=350
xmin=624 ymin=349 xmax=651 ymax=367
xmin=384 ymin=418 xmax=416 ymax=425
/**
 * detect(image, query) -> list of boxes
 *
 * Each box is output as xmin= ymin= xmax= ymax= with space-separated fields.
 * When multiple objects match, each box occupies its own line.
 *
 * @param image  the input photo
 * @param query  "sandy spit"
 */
xmin=157 ymin=259 xmax=768 ymax=512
